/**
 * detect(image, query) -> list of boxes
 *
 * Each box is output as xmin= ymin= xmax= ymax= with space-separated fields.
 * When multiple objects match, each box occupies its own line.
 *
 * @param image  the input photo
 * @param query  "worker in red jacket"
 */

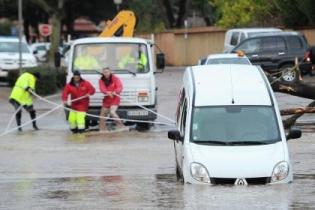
xmin=62 ymin=71 xmax=95 ymax=133
xmin=99 ymin=67 xmax=124 ymax=131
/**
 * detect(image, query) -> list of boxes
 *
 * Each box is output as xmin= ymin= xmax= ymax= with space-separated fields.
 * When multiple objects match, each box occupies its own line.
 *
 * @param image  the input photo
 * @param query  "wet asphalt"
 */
xmin=0 ymin=67 xmax=315 ymax=209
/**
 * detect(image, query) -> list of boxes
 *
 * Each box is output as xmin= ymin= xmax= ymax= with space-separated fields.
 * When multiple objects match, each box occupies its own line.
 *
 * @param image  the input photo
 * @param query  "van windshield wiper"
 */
xmin=227 ymin=141 xmax=270 ymax=145
xmin=73 ymin=69 xmax=102 ymax=75
xmin=193 ymin=140 xmax=228 ymax=145
xmin=116 ymin=69 xmax=137 ymax=76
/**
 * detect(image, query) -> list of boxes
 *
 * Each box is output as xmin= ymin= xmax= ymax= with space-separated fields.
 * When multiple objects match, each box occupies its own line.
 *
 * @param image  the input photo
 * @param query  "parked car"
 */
xmin=30 ymin=42 xmax=50 ymax=62
xmin=0 ymin=37 xmax=38 ymax=78
xmin=198 ymin=53 xmax=251 ymax=65
xmin=224 ymin=28 xmax=282 ymax=53
xmin=231 ymin=32 xmax=309 ymax=82
xmin=168 ymin=64 xmax=301 ymax=185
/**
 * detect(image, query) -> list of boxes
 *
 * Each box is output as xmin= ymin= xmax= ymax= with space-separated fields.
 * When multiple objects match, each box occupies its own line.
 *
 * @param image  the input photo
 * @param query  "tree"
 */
xmin=272 ymin=0 xmax=315 ymax=28
xmin=210 ymin=0 xmax=274 ymax=28
xmin=211 ymin=0 xmax=315 ymax=28
xmin=30 ymin=0 xmax=65 ymax=64
xmin=160 ymin=0 xmax=191 ymax=28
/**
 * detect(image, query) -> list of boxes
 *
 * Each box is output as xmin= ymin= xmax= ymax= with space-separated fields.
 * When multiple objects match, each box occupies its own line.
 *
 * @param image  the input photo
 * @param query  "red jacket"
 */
xmin=99 ymin=74 xmax=123 ymax=108
xmin=61 ymin=79 xmax=95 ymax=112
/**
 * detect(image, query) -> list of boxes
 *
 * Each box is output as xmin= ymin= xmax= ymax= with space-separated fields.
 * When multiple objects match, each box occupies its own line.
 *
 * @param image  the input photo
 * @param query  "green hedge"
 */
xmin=7 ymin=65 xmax=67 ymax=96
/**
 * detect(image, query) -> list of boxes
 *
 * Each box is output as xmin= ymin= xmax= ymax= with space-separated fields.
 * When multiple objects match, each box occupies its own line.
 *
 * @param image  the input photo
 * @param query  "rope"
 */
xmin=113 ymin=93 xmax=175 ymax=123
xmin=0 ymin=104 xmax=62 ymax=137
xmin=31 ymin=90 xmax=175 ymax=126
xmin=269 ymin=65 xmax=298 ymax=85
xmin=0 ymin=94 xmax=88 ymax=137
xmin=5 ymin=105 xmax=22 ymax=133
xmin=1 ymin=90 xmax=176 ymax=136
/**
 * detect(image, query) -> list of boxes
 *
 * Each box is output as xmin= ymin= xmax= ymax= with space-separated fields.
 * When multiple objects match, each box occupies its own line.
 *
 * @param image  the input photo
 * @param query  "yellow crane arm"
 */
xmin=99 ymin=10 xmax=136 ymax=37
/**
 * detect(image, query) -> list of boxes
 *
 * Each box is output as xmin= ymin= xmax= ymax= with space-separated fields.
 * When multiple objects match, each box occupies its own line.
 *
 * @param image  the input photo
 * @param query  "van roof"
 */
xmin=191 ymin=65 xmax=272 ymax=106
xmin=249 ymin=31 xmax=301 ymax=38
xmin=72 ymin=37 xmax=149 ymax=45
xmin=227 ymin=28 xmax=282 ymax=33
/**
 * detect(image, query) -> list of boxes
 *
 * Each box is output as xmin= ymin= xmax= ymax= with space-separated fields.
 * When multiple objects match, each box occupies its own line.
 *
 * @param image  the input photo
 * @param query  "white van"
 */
xmin=224 ymin=28 xmax=282 ymax=53
xmin=168 ymin=64 xmax=301 ymax=185
xmin=0 ymin=37 xmax=38 ymax=78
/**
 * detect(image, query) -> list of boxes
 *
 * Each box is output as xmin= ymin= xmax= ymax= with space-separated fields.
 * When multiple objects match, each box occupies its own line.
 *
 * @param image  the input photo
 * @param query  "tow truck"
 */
xmin=55 ymin=10 xmax=165 ymax=130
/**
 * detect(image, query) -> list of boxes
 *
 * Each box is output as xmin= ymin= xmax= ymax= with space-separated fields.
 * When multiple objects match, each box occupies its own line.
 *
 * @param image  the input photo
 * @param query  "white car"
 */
xmin=0 ymin=37 xmax=38 ymax=78
xmin=198 ymin=53 xmax=251 ymax=65
xmin=30 ymin=42 xmax=50 ymax=62
xmin=168 ymin=64 xmax=301 ymax=185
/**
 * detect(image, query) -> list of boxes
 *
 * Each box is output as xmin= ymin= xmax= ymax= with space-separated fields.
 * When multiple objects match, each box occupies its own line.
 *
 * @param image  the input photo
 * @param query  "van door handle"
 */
xmin=251 ymin=54 xmax=258 ymax=58
xmin=278 ymin=52 xmax=285 ymax=55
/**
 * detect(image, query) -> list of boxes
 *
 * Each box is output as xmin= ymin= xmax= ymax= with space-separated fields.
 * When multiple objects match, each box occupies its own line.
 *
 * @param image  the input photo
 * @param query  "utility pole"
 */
xmin=18 ymin=0 xmax=23 ymax=74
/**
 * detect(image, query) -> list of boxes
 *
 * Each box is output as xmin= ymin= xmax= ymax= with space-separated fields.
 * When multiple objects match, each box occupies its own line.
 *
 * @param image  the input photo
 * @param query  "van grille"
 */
xmin=210 ymin=177 xmax=271 ymax=185
xmin=90 ymin=91 xmax=139 ymax=106
xmin=121 ymin=90 xmax=137 ymax=104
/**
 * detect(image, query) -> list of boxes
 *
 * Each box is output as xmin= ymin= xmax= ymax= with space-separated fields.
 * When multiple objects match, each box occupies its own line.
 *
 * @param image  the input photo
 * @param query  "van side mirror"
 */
xmin=168 ymin=130 xmax=183 ymax=142
xmin=286 ymin=127 xmax=302 ymax=140
xmin=156 ymin=53 xmax=165 ymax=70
xmin=33 ymin=50 xmax=38 ymax=54
xmin=54 ymin=51 xmax=61 ymax=67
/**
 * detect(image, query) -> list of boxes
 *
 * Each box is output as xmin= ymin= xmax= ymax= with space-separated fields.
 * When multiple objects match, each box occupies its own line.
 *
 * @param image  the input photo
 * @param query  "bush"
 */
xmin=7 ymin=65 xmax=67 ymax=96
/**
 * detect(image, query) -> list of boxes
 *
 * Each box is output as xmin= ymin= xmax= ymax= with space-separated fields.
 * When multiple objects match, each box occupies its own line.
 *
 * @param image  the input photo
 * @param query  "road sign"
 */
xmin=39 ymin=24 xmax=52 ymax=37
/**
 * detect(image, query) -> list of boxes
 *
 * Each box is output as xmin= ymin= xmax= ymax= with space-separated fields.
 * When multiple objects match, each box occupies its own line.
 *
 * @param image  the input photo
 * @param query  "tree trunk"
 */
xmin=282 ymin=100 xmax=315 ymax=129
xmin=176 ymin=0 xmax=189 ymax=28
xmin=281 ymin=107 xmax=315 ymax=115
xmin=271 ymin=81 xmax=315 ymax=100
xmin=267 ymin=65 xmax=315 ymax=128
xmin=48 ymin=13 xmax=61 ymax=64
xmin=161 ymin=0 xmax=175 ymax=28
xmin=47 ymin=0 xmax=64 ymax=64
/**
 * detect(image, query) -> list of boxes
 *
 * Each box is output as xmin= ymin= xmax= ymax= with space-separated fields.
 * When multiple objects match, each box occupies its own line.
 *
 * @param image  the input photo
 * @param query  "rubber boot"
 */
xmin=16 ymin=112 xmax=22 ymax=132
xmin=71 ymin=128 xmax=78 ymax=133
xmin=77 ymin=129 xmax=85 ymax=133
xmin=30 ymin=110 xmax=39 ymax=130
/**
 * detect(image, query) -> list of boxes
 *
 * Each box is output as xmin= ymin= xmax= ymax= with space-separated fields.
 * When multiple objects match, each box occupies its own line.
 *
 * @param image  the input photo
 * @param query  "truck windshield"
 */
xmin=72 ymin=43 xmax=149 ymax=74
xmin=191 ymin=106 xmax=280 ymax=144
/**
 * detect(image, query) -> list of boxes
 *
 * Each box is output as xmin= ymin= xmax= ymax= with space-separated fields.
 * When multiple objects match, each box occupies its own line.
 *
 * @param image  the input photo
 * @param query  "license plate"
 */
xmin=127 ymin=110 xmax=149 ymax=116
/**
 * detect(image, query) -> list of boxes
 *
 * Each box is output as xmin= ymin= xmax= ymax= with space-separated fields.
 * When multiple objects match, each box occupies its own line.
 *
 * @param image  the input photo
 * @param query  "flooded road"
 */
xmin=0 ymin=68 xmax=315 ymax=209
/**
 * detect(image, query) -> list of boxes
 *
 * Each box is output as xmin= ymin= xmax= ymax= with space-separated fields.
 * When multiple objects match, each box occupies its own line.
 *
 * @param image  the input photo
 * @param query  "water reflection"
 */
xmin=1 ymin=173 xmax=315 ymax=209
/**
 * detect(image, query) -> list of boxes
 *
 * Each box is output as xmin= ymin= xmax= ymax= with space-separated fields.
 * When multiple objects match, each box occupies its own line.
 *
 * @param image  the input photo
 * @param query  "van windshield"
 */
xmin=72 ymin=43 xmax=149 ymax=74
xmin=0 ymin=42 xmax=30 ymax=53
xmin=191 ymin=106 xmax=280 ymax=145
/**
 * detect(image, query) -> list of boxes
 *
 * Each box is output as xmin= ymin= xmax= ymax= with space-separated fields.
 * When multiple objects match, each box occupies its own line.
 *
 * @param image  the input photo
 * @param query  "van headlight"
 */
xmin=190 ymin=162 xmax=210 ymax=183
xmin=271 ymin=161 xmax=289 ymax=182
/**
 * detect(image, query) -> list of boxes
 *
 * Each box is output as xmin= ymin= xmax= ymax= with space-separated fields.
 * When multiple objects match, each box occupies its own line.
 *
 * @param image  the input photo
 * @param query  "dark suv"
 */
xmin=232 ymin=32 xmax=309 ymax=82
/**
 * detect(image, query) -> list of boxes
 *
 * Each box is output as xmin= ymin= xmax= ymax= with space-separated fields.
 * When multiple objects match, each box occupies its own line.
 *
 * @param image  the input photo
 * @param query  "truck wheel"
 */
xmin=136 ymin=123 xmax=150 ymax=131
xmin=87 ymin=119 xmax=98 ymax=127
xmin=281 ymin=64 xmax=297 ymax=83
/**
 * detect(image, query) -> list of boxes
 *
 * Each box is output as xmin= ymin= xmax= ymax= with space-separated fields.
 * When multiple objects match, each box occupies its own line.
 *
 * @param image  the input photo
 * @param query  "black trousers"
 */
xmin=9 ymin=98 xmax=37 ymax=130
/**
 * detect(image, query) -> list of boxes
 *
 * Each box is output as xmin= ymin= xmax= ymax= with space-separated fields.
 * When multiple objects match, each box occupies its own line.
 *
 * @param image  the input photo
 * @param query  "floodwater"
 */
xmin=1 ymin=68 xmax=315 ymax=209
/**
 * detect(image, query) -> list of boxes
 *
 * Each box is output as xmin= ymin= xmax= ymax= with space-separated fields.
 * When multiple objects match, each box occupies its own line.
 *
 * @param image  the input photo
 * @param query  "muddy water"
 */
xmin=0 ymin=129 xmax=315 ymax=209
xmin=1 ymin=69 xmax=315 ymax=209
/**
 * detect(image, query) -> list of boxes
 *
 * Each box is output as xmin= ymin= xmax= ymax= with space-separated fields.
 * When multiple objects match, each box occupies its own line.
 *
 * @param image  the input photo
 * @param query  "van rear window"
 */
xmin=230 ymin=32 xmax=240 ymax=46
